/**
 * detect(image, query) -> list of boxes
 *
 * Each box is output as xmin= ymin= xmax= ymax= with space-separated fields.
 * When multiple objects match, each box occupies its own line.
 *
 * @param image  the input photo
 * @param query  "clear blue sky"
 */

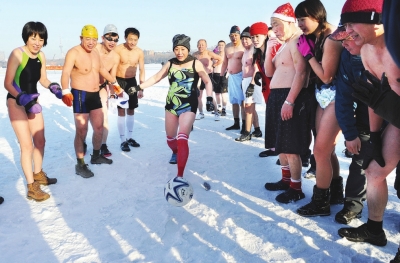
xmin=0 ymin=0 xmax=345 ymax=61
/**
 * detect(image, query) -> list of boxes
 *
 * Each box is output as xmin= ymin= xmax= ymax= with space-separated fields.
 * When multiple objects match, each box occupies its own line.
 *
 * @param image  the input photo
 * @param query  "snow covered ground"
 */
xmin=0 ymin=65 xmax=399 ymax=263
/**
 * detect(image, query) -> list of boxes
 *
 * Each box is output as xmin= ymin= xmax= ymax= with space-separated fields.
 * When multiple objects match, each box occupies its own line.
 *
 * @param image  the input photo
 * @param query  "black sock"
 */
xmin=242 ymin=120 xmax=246 ymax=127
xmin=234 ymin=118 xmax=239 ymax=125
xmin=93 ymin=149 xmax=100 ymax=157
xmin=77 ymin=158 xmax=85 ymax=165
xmin=367 ymin=218 xmax=384 ymax=234
xmin=255 ymin=127 xmax=261 ymax=132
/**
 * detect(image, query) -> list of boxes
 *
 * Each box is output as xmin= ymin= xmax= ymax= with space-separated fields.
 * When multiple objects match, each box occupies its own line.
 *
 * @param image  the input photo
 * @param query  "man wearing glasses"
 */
xmin=115 ymin=28 xmax=145 ymax=152
xmin=95 ymin=24 xmax=121 ymax=157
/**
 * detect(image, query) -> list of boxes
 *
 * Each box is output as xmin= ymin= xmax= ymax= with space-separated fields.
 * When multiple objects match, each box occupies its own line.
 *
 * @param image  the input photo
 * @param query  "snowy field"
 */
xmin=0 ymin=65 xmax=399 ymax=263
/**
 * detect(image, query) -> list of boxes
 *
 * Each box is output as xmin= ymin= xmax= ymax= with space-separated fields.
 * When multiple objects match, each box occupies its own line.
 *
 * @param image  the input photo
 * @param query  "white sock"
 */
xmin=118 ymin=116 xmax=126 ymax=143
xmin=126 ymin=115 xmax=134 ymax=139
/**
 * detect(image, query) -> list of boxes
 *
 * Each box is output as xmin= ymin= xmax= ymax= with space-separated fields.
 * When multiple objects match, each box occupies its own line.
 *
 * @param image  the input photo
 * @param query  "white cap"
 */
xmin=103 ymin=24 xmax=118 ymax=35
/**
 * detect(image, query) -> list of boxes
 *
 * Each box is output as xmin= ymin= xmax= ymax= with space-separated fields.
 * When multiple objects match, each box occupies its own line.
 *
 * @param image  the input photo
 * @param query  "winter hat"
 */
xmin=103 ymin=24 xmax=118 ymax=36
xmin=341 ymin=0 xmax=383 ymax=24
xmin=250 ymin=22 xmax=269 ymax=36
xmin=240 ymin=26 xmax=251 ymax=39
xmin=329 ymin=21 xmax=351 ymax=41
xmin=271 ymin=3 xmax=296 ymax=23
xmin=230 ymin=25 xmax=240 ymax=35
xmin=172 ymin=34 xmax=191 ymax=51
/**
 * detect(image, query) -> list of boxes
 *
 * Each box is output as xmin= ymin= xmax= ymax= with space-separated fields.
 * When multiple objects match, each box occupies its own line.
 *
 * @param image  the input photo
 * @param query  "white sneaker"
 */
xmin=196 ymin=112 xmax=205 ymax=120
xmin=214 ymin=112 xmax=220 ymax=121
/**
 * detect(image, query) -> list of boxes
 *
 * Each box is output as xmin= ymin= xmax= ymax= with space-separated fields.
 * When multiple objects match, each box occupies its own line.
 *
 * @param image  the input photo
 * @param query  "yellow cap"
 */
xmin=81 ymin=25 xmax=98 ymax=38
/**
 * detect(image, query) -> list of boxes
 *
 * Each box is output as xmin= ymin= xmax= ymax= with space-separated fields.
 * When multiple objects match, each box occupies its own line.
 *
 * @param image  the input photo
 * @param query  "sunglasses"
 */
xmin=104 ymin=36 xmax=119 ymax=43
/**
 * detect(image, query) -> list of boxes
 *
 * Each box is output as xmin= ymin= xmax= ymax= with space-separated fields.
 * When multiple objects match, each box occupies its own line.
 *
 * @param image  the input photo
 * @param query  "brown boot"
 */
xmin=27 ymin=181 xmax=50 ymax=202
xmin=33 ymin=170 xmax=57 ymax=185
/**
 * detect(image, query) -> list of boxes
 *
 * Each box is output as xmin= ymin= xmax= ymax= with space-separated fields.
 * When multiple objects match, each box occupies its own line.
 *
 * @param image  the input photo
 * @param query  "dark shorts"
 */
xmin=117 ymin=76 xmax=138 ymax=109
xmin=71 ymin=88 xmax=102 ymax=114
xmin=219 ymin=75 xmax=228 ymax=93
xmin=211 ymin=73 xmax=221 ymax=93
xmin=264 ymin=88 xmax=312 ymax=155
xmin=199 ymin=73 xmax=216 ymax=91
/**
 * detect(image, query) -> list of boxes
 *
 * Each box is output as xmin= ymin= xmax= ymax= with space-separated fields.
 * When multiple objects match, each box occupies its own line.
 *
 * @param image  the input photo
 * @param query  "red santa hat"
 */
xmin=271 ymin=3 xmax=296 ymax=23
xmin=341 ymin=0 xmax=383 ymax=24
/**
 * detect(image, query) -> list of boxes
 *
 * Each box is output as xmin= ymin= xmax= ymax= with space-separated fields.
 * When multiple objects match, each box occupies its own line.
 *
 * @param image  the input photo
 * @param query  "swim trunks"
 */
xmin=242 ymin=77 xmax=263 ymax=104
xmin=116 ymin=76 xmax=138 ymax=109
xmin=227 ymin=72 xmax=244 ymax=104
xmin=315 ymin=84 xmax=336 ymax=109
xmin=71 ymin=88 xmax=102 ymax=113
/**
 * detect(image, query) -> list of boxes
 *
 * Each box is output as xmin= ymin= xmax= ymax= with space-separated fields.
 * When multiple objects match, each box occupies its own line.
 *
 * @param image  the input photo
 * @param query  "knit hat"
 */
xmin=329 ymin=21 xmax=351 ymax=41
xmin=341 ymin=0 xmax=383 ymax=24
xmin=240 ymin=26 xmax=251 ymax=39
xmin=172 ymin=34 xmax=191 ymax=51
xmin=230 ymin=25 xmax=240 ymax=35
xmin=271 ymin=3 xmax=296 ymax=23
xmin=250 ymin=22 xmax=269 ymax=36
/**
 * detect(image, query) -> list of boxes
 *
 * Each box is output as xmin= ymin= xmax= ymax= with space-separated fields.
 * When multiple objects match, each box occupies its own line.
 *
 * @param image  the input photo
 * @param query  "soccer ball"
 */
xmin=164 ymin=177 xmax=194 ymax=207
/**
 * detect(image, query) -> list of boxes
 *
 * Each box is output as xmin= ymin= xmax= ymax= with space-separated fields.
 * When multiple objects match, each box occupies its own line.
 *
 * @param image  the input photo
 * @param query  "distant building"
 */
xmin=144 ymin=50 xmax=154 ymax=56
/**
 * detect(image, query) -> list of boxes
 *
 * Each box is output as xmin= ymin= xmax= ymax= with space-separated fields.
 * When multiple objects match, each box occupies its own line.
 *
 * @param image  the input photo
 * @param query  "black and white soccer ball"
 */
xmin=164 ymin=177 xmax=193 ymax=207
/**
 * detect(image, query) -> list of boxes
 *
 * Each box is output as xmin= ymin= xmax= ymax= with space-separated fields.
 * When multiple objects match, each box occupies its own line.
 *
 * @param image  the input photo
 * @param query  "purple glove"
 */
xmin=49 ymin=82 xmax=62 ymax=99
xmin=297 ymin=35 xmax=315 ymax=60
xmin=16 ymin=92 xmax=42 ymax=113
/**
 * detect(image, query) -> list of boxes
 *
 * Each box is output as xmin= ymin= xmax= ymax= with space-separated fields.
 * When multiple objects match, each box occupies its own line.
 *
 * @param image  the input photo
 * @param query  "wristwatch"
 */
xmin=284 ymin=100 xmax=295 ymax=107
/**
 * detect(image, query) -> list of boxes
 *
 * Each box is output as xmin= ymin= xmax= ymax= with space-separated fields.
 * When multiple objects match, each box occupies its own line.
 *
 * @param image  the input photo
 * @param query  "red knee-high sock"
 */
xmin=290 ymin=178 xmax=302 ymax=192
xmin=166 ymin=136 xmax=177 ymax=153
xmin=177 ymin=133 xmax=189 ymax=177
xmin=281 ymin=165 xmax=291 ymax=185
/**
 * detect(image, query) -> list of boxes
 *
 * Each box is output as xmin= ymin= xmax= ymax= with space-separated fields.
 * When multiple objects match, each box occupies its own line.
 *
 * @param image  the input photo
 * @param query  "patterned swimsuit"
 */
xmin=165 ymin=59 xmax=199 ymax=116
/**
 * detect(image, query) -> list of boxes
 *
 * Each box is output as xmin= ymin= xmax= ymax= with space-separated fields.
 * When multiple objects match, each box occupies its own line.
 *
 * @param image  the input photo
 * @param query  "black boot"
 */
xmin=297 ymin=185 xmax=331 ymax=217
xmin=235 ymin=131 xmax=251 ymax=142
xmin=330 ymin=176 xmax=344 ymax=205
xmin=391 ymin=249 xmax=400 ymax=263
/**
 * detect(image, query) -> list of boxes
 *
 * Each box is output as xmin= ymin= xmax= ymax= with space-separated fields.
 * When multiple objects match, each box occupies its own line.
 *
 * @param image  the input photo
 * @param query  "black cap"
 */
xmin=230 ymin=25 xmax=240 ymax=34
xmin=240 ymin=26 xmax=251 ymax=39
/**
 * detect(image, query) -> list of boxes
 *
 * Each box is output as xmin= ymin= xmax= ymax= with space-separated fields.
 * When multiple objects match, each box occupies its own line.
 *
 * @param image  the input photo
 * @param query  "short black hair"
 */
xmin=218 ymin=40 xmax=226 ymax=44
xmin=22 ymin=21 xmax=48 ymax=46
xmin=124 ymin=28 xmax=140 ymax=39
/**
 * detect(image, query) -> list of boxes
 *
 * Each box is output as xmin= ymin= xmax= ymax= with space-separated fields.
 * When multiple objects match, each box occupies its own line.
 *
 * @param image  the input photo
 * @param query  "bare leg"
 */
xmin=232 ymin=104 xmax=239 ymax=118
xmin=285 ymin=153 xmax=302 ymax=180
xmin=244 ymin=103 xmax=254 ymax=132
xmin=314 ymin=104 xmax=341 ymax=189
xmin=100 ymin=88 xmax=109 ymax=144
xmin=365 ymin=124 xmax=400 ymax=221
xmin=29 ymin=112 xmax=45 ymax=174
xmin=198 ymin=89 xmax=204 ymax=113
xmin=89 ymin=108 xmax=104 ymax=151
xmin=74 ymin=113 xmax=90 ymax=158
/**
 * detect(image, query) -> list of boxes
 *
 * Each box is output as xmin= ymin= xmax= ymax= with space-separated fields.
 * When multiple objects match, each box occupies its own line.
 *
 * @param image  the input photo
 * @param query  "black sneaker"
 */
xmin=265 ymin=180 xmax=290 ymax=191
xmin=127 ymin=138 xmax=140 ymax=147
xmin=75 ymin=164 xmax=94 ymax=178
xmin=100 ymin=144 xmax=112 ymax=157
xmin=90 ymin=154 xmax=113 ymax=164
xmin=259 ymin=149 xmax=278 ymax=157
xmin=391 ymin=249 xmax=400 ymax=263
xmin=338 ymin=223 xmax=387 ymax=246
xmin=235 ymin=132 xmax=251 ymax=142
xmin=225 ymin=124 xmax=240 ymax=130
xmin=169 ymin=153 xmax=177 ymax=164
xmin=275 ymin=188 xmax=305 ymax=204
xmin=0 ymin=196 xmax=4 ymax=205
xmin=221 ymin=108 xmax=226 ymax=116
xmin=276 ymin=159 xmax=281 ymax=165
xmin=335 ymin=207 xmax=362 ymax=224
xmin=252 ymin=130 xmax=262 ymax=138
xmin=120 ymin=141 xmax=130 ymax=152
